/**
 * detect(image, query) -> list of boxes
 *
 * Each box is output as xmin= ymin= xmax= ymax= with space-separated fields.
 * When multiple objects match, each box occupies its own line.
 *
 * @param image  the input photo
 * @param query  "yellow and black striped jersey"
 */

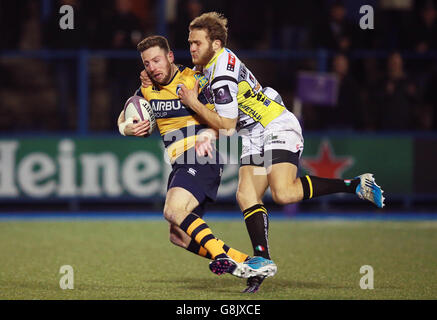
xmin=136 ymin=65 xmax=214 ymax=163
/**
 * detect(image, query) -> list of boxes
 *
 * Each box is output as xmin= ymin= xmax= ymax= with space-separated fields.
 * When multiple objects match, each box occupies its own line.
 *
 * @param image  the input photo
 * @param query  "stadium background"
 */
xmin=1 ymin=0 xmax=436 ymax=215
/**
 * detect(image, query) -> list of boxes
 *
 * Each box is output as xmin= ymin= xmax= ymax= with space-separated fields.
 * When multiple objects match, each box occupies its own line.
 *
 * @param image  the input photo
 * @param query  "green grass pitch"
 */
xmin=1 ymin=219 xmax=436 ymax=300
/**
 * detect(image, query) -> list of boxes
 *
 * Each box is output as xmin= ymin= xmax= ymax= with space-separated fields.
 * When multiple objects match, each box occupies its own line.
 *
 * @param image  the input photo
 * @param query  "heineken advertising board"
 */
xmin=0 ymin=135 xmax=424 ymax=201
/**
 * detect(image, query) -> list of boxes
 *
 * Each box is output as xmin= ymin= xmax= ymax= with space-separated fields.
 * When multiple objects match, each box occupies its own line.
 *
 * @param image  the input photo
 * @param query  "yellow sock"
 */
xmin=180 ymin=214 xmax=227 ymax=259
xmin=186 ymin=239 xmax=249 ymax=262
xmin=226 ymin=247 xmax=249 ymax=263
xmin=217 ymin=239 xmax=249 ymax=262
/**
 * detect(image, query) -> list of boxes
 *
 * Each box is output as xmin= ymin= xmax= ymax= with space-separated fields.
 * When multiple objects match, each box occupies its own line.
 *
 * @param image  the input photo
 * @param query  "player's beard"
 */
xmin=148 ymin=60 xmax=175 ymax=86
xmin=193 ymin=42 xmax=215 ymax=67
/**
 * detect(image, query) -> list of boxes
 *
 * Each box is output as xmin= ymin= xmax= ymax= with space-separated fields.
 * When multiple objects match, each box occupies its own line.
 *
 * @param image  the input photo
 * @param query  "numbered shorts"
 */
xmin=240 ymin=110 xmax=304 ymax=168
xmin=167 ymin=150 xmax=224 ymax=217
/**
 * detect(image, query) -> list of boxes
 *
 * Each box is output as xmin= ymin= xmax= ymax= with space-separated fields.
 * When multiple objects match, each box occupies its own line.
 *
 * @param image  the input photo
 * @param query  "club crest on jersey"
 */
xmin=227 ymin=54 xmax=236 ymax=71
xmin=176 ymin=84 xmax=183 ymax=95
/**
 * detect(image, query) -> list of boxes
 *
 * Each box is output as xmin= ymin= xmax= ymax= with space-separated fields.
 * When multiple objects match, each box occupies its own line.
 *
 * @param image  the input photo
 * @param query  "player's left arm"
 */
xmin=178 ymin=80 xmax=237 ymax=135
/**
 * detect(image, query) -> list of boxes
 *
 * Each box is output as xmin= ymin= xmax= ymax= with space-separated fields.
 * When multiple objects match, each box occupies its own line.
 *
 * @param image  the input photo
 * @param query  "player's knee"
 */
xmin=163 ymin=205 xmax=186 ymax=225
xmin=271 ymin=190 xmax=292 ymax=205
xmin=236 ymin=189 xmax=245 ymax=206
xmin=236 ymin=188 xmax=257 ymax=209
xmin=271 ymin=185 xmax=300 ymax=205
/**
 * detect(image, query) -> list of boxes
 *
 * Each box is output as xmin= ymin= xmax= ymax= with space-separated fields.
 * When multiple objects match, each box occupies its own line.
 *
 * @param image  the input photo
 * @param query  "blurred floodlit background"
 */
xmin=0 ymin=0 xmax=436 ymax=214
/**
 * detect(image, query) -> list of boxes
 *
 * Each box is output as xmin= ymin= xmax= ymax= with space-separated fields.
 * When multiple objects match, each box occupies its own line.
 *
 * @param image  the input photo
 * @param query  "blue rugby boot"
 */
xmin=242 ymin=256 xmax=277 ymax=278
xmin=355 ymin=173 xmax=385 ymax=208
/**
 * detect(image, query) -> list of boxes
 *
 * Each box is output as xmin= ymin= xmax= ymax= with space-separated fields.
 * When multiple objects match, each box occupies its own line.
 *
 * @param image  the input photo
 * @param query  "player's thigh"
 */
xmin=164 ymin=187 xmax=200 ymax=225
xmin=263 ymin=115 xmax=304 ymax=204
xmin=238 ymin=128 xmax=267 ymax=210
xmin=267 ymin=162 xmax=302 ymax=204
xmin=237 ymin=165 xmax=269 ymax=210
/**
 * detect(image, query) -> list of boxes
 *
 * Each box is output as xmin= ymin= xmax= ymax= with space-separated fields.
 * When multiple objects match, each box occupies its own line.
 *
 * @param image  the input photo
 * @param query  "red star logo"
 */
xmin=301 ymin=140 xmax=354 ymax=179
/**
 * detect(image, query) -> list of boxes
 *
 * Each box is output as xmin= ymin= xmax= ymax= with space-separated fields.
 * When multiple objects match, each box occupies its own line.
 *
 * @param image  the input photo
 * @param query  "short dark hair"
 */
xmin=137 ymin=35 xmax=170 ymax=53
xmin=189 ymin=12 xmax=228 ymax=47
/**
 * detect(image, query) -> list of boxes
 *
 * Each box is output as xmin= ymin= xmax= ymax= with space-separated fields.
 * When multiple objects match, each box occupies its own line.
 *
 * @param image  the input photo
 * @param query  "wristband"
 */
xmin=200 ymin=130 xmax=215 ymax=141
xmin=118 ymin=117 xmax=134 ymax=136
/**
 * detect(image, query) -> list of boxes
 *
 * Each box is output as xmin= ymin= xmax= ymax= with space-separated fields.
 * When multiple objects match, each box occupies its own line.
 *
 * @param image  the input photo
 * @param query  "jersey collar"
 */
xmin=205 ymin=47 xmax=225 ymax=69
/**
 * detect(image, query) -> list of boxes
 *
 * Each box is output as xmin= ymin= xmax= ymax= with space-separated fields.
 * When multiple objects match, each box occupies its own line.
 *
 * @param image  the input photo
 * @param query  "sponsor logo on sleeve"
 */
xmin=238 ymin=64 xmax=248 ymax=81
xmin=227 ymin=54 xmax=236 ymax=72
xmin=200 ymin=86 xmax=214 ymax=104
xmin=213 ymin=85 xmax=233 ymax=105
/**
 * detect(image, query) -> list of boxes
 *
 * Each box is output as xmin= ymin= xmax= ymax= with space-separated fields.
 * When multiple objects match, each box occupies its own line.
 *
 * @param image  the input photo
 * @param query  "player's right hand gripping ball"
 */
xmin=123 ymin=95 xmax=156 ymax=135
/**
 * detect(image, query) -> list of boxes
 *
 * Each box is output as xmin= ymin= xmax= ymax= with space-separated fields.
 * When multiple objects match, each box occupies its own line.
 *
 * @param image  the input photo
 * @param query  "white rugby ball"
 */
xmin=123 ymin=95 xmax=156 ymax=135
